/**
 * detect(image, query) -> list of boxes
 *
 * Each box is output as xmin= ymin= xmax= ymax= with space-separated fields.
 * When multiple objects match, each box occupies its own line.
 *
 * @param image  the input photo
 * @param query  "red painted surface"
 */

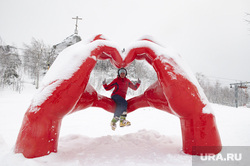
xmin=124 ymin=40 xmax=221 ymax=155
xmin=15 ymin=35 xmax=221 ymax=158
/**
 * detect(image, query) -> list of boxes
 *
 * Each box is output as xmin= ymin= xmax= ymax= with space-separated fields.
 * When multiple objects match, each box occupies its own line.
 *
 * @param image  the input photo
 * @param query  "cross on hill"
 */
xmin=72 ymin=16 xmax=82 ymax=35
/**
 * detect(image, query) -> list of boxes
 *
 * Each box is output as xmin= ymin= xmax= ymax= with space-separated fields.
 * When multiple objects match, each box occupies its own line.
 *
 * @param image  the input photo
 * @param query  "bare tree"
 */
xmin=23 ymin=38 xmax=54 ymax=89
xmin=246 ymin=13 xmax=250 ymax=22
xmin=246 ymin=12 xmax=250 ymax=32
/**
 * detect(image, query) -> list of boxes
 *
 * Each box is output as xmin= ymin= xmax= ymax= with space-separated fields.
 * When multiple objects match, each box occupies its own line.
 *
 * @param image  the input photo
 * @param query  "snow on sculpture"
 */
xmin=15 ymin=34 xmax=221 ymax=158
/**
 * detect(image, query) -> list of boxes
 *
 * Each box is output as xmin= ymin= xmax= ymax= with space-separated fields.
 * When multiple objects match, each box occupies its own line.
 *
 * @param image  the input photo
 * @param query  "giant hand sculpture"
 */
xmin=15 ymin=35 xmax=119 ymax=158
xmin=124 ymin=38 xmax=222 ymax=155
xmin=15 ymin=35 xmax=222 ymax=158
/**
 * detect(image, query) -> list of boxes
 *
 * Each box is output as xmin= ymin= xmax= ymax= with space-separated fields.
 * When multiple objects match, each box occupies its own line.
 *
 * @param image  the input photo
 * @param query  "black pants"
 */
xmin=111 ymin=95 xmax=128 ymax=117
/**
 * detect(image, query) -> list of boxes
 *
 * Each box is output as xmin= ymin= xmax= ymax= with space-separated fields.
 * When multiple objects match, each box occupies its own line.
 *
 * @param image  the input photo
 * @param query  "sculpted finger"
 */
xmin=123 ymin=38 xmax=158 ymax=67
xmin=71 ymin=84 xmax=116 ymax=114
xmin=127 ymin=81 xmax=172 ymax=114
xmin=125 ymin=38 xmax=210 ymax=116
xmin=89 ymin=34 xmax=123 ymax=68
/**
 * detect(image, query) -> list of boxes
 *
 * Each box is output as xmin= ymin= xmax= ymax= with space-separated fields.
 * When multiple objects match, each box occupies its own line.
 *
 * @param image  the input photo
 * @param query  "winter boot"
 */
xmin=120 ymin=115 xmax=131 ymax=127
xmin=111 ymin=116 xmax=119 ymax=131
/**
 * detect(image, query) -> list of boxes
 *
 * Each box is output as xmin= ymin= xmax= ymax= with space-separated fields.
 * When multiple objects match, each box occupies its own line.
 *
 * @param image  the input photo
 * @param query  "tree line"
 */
xmin=0 ymin=37 xmax=248 ymax=107
xmin=0 ymin=38 xmax=56 ymax=91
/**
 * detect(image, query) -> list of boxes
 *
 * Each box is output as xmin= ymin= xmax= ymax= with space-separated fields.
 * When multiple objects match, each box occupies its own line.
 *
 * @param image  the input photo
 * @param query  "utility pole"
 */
xmin=230 ymin=82 xmax=250 ymax=108
xmin=72 ymin=16 xmax=82 ymax=35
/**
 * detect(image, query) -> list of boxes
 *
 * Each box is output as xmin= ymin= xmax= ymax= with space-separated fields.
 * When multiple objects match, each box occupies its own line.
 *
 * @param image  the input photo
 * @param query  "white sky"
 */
xmin=1 ymin=0 xmax=250 ymax=85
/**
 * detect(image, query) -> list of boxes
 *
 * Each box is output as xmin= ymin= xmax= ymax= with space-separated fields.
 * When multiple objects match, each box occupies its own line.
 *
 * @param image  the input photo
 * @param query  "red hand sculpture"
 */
xmin=15 ymin=35 xmax=222 ymax=158
xmin=15 ymin=35 xmax=120 ymax=158
xmin=124 ymin=38 xmax=222 ymax=155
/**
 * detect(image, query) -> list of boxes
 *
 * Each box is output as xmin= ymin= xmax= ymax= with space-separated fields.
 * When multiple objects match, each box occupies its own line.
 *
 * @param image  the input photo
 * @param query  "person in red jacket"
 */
xmin=103 ymin=68 xmax=141 ymax=130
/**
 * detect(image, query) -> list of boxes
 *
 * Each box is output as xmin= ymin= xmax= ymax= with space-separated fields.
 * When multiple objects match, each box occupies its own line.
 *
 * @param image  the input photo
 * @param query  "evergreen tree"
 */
xmin=0 ymin=45 xmax=22 ymax=90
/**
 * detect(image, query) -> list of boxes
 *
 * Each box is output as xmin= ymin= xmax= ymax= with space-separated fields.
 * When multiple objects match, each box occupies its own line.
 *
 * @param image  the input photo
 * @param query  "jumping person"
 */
xmin=103 ymin=68 xmax=141 ymax=131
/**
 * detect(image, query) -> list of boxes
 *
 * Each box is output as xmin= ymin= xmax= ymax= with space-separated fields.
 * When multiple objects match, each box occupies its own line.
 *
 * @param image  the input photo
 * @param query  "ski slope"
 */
xmin=0 ymin=84 xmax=250 ymax=166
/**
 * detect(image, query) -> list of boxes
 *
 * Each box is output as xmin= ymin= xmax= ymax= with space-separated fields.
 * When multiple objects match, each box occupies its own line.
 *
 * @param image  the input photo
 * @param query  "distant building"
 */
xmin=51 ymin=34 xmax=81 ymax=56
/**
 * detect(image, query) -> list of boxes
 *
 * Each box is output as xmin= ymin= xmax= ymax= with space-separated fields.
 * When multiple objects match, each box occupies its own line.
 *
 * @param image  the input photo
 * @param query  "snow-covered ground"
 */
xmin=0 ymin=84 xmax=250 ymax=166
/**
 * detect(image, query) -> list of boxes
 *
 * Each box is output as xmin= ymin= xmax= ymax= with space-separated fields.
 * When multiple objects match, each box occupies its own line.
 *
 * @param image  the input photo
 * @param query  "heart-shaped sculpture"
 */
xmin=15 ymin=34 xmax=222 ymax=158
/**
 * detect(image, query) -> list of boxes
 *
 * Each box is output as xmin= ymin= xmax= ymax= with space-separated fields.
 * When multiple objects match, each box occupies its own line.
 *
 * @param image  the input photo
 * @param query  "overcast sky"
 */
xmin=1 ymin=0 xmax=250 ymax=85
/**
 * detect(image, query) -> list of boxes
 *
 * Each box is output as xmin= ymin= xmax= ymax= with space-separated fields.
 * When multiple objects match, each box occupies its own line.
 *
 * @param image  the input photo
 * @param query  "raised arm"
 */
xmin=103 ymin=79 xmax=117 ymax=91
xmin=128 ymin=79 xmax=140 ymax=90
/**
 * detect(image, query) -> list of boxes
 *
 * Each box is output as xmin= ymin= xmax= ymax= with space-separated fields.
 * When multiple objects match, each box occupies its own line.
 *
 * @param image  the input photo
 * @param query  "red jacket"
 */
xmin=103 ymin=77 xmax=140 ymax=99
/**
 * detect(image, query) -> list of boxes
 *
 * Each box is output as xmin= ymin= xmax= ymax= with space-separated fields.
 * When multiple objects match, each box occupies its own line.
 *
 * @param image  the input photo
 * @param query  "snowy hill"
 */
xmin=0 ymin=84 xmax=250 ymax=166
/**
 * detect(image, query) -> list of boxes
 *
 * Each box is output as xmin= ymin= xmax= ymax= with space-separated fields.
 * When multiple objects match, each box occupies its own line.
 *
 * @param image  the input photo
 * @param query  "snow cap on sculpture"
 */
xmin=31 ymin=34 xmax=123 ymax=107
xmin=125 ymin=36 xmax=213 ymax=114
